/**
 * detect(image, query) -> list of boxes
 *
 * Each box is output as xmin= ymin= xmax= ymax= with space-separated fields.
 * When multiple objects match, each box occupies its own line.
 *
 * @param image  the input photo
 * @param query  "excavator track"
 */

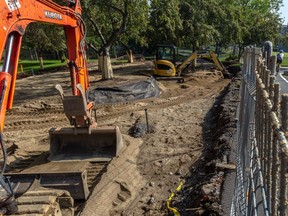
xmin=5 ymin=108 xmax=65 ymax=132
xmin=4 ymin=151 xmax=109 ymax=215
xmin=10 ymin=189 xmax=74 ymax=216
xmin=6 ymin=151 xmax=109 ymax=188
xmin=5 ymin=117 xmax=66 ymax=131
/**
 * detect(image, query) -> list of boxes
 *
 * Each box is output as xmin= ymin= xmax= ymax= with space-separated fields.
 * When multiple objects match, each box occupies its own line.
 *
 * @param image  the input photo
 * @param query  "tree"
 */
xmin=178 ymin=0 xmax=225 ymax=51
xmin=22 ymin=23 xmax=66 ymax=62
xmin=231 ymin=0 xmax=283 ymax=59
xmin=83 ymin=0 xmax=149 ymax=79
xmin=148 ymin=0 xmax=183 ymax=48
xmin=117 ymin=1 xmax=149 ymax=63
xmin=177 ymin=0 xmax=283 ymax=59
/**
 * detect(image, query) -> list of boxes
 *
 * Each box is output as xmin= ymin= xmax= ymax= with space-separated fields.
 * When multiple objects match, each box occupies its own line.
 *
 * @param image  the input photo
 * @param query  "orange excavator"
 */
xmin=0 ymin=0 xmax=122 ymax=214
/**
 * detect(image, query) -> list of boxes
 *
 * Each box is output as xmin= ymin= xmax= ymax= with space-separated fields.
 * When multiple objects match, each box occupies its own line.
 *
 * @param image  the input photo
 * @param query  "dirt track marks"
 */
xmin=5 ymin=82 xmax=225 ymax=134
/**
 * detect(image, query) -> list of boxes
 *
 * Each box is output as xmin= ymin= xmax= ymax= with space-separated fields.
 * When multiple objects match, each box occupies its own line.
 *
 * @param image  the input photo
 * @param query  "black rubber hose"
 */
xmin=0 ymin=133 xmax=7 ymax=177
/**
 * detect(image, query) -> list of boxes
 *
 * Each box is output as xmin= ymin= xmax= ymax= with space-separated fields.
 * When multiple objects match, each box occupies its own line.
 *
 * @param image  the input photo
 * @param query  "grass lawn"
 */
xmin=18 ymin=59 xmax=67 ymax=74
xmin=17 ymin=59 xmax=128 ymax=75
xmin=281 ymin=54 xmax=288 ymax=67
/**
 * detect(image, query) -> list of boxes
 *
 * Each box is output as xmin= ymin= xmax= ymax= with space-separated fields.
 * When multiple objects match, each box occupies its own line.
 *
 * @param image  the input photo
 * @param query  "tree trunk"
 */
xmin=34 ymin=49 xmax=39 ymax=61
xmin=39 ymin=57 xmax=44 ymax=70
xmin=192 ymin=58 xmax=197 ymax=68
xmin=126 ymin=49 xmax=134 ymax=63
xmin=238 ymin=45 xmax=244 ymax=63
xmin=56 ymin=50 xmax=60 ymax=60
xmin=29 ymin=49 xmax=34 ymax=60
xmin=98 ymin=55 xmax=103 ymax=73
xmin=232 ymin=45 xmax=237 ymax=56
xmin=98 ymin=48 xmax=113 ymax=80
xmin=215 ymin=44 xmax=221 ymax=55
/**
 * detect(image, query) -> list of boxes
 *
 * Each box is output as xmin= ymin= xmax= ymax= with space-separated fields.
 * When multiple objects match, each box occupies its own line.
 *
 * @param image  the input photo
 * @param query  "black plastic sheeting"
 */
xmin=88 ymin=77 xmax=160 ymax=104
xmin=129 ymin=123 xmax=155 ymax=138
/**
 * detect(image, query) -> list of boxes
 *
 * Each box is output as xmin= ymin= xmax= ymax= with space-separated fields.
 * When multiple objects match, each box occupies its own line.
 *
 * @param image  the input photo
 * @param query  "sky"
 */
xmin=280 ymin=0 xmax=288 ymax=23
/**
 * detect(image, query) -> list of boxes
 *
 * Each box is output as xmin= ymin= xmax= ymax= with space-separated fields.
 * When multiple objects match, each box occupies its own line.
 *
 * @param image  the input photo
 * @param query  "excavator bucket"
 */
xmin=48 ymin=84 xmax=123 ymax=162
xmin=48 ymin=126 xmax=123 ymax=162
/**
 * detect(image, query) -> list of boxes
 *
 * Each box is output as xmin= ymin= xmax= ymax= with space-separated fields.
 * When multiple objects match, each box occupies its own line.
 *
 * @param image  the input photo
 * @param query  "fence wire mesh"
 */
xmin=231 ymin=47 xmax=288 ymax=216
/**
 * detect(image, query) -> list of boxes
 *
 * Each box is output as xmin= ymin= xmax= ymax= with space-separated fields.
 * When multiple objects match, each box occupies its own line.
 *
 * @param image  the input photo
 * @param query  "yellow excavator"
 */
xmin=153 ymin=45 xmax=228 ymax=82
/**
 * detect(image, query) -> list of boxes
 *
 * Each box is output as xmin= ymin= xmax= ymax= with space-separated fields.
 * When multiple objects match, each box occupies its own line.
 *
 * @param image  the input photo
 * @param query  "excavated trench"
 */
xmin=172 ymin=76 xmax=240 ymax=215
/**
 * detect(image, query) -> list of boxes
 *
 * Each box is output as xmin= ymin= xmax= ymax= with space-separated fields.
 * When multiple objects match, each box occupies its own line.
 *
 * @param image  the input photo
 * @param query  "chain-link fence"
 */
xmin=231 ymin=47 xmax=288 ymax=216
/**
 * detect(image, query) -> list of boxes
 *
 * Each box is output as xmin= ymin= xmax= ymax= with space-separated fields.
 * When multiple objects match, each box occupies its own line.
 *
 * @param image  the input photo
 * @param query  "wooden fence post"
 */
xmin=280 ymin=94 xmax=288 ymax=216
xmin=39 ymin=57 xmax=44 ymax=70
xmin=268 ymin=56 xmax=277 ymax=76
xmin=281 ymin=94 xmax=288 ymax=133
xmin=271 ymin=83 xmax=280 ymax=216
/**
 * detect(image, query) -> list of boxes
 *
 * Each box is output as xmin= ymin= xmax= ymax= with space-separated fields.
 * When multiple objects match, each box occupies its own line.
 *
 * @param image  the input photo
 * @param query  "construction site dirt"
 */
xmin=2 ymin=60 xmax=239 ymax=215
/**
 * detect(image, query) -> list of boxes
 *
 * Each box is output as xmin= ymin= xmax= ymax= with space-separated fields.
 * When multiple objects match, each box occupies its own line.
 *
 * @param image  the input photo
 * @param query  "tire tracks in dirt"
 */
xmin=4 ymin=84 xmax=224 ymax=136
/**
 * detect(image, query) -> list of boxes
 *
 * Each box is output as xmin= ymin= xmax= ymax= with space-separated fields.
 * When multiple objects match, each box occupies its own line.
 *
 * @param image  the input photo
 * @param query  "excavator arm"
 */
xmin=176 ymin=51 xmax=227 ymax=76
xmin=0 ymin=0 xmax=90 ymax=132
xmin=0 ymin=3 xmax=122 ymax=213
xmin=0 ymin=1 xmax=91 ymax=213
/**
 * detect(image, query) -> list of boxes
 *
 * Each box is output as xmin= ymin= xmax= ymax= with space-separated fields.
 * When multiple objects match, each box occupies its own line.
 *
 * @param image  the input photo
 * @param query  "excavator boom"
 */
xmin=0 ymin=0 xmax=123 ymax=160
xmin=0 ymin=0 xmax=89 ymax=127
xmin=0 ymin=1 xmax=123 ymax=213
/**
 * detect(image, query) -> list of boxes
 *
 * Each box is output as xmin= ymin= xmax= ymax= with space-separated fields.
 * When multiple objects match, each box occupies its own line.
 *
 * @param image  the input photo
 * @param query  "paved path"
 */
xmin=277 ymin=67 xmax=288 ymax=94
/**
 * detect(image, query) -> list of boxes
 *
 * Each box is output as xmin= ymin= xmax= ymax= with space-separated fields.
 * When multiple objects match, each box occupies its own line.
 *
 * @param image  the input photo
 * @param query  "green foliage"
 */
xmin=229 ymin=0 xmax=283 ymax=59
xmin=122 ymin=0 xmax=149 ymax=46
xmin=22 ymin=23 xmax=66 ymax=55
xmin=148 ymin=0 xmax=183 ymax=46
xmin=225 ymin=54 xmax=238 ymax=63
xmin=82 ymin=0 xmax=149 ymax=52
xmin=178 ymin=0 xmax=225 ymax=50
xmin=19 ymin=0 xmax=284 ymax=62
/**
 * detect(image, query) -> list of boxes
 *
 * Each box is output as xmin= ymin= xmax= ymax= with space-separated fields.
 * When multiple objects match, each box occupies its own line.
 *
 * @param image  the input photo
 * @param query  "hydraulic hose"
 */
xmin=0 ymin=133 xmax=7 ymax=177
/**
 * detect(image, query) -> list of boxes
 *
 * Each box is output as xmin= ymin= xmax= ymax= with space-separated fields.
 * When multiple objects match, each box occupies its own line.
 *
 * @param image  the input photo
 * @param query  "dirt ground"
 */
xmin=3 ymin=60 xmax=238 ymax=215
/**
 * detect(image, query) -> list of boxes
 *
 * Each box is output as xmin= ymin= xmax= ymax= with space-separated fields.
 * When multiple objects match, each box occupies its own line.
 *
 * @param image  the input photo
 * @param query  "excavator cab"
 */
xmin=156 ymin=45 xmax=177 ymax=63
xmin=154 ymin=45 xmax=178 ymax=77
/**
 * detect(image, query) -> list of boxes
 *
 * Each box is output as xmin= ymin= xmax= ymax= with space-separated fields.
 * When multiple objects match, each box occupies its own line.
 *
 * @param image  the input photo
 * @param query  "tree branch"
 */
xmin=118 ymin=40 xmax=129 ymax=50
xmin=89 ymin=17 xmax=106 ymax=45
xmin=104 ymin=1 xmax=129 ymax=49
xmin=87 ymin=43 xmax=100 ymax=55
